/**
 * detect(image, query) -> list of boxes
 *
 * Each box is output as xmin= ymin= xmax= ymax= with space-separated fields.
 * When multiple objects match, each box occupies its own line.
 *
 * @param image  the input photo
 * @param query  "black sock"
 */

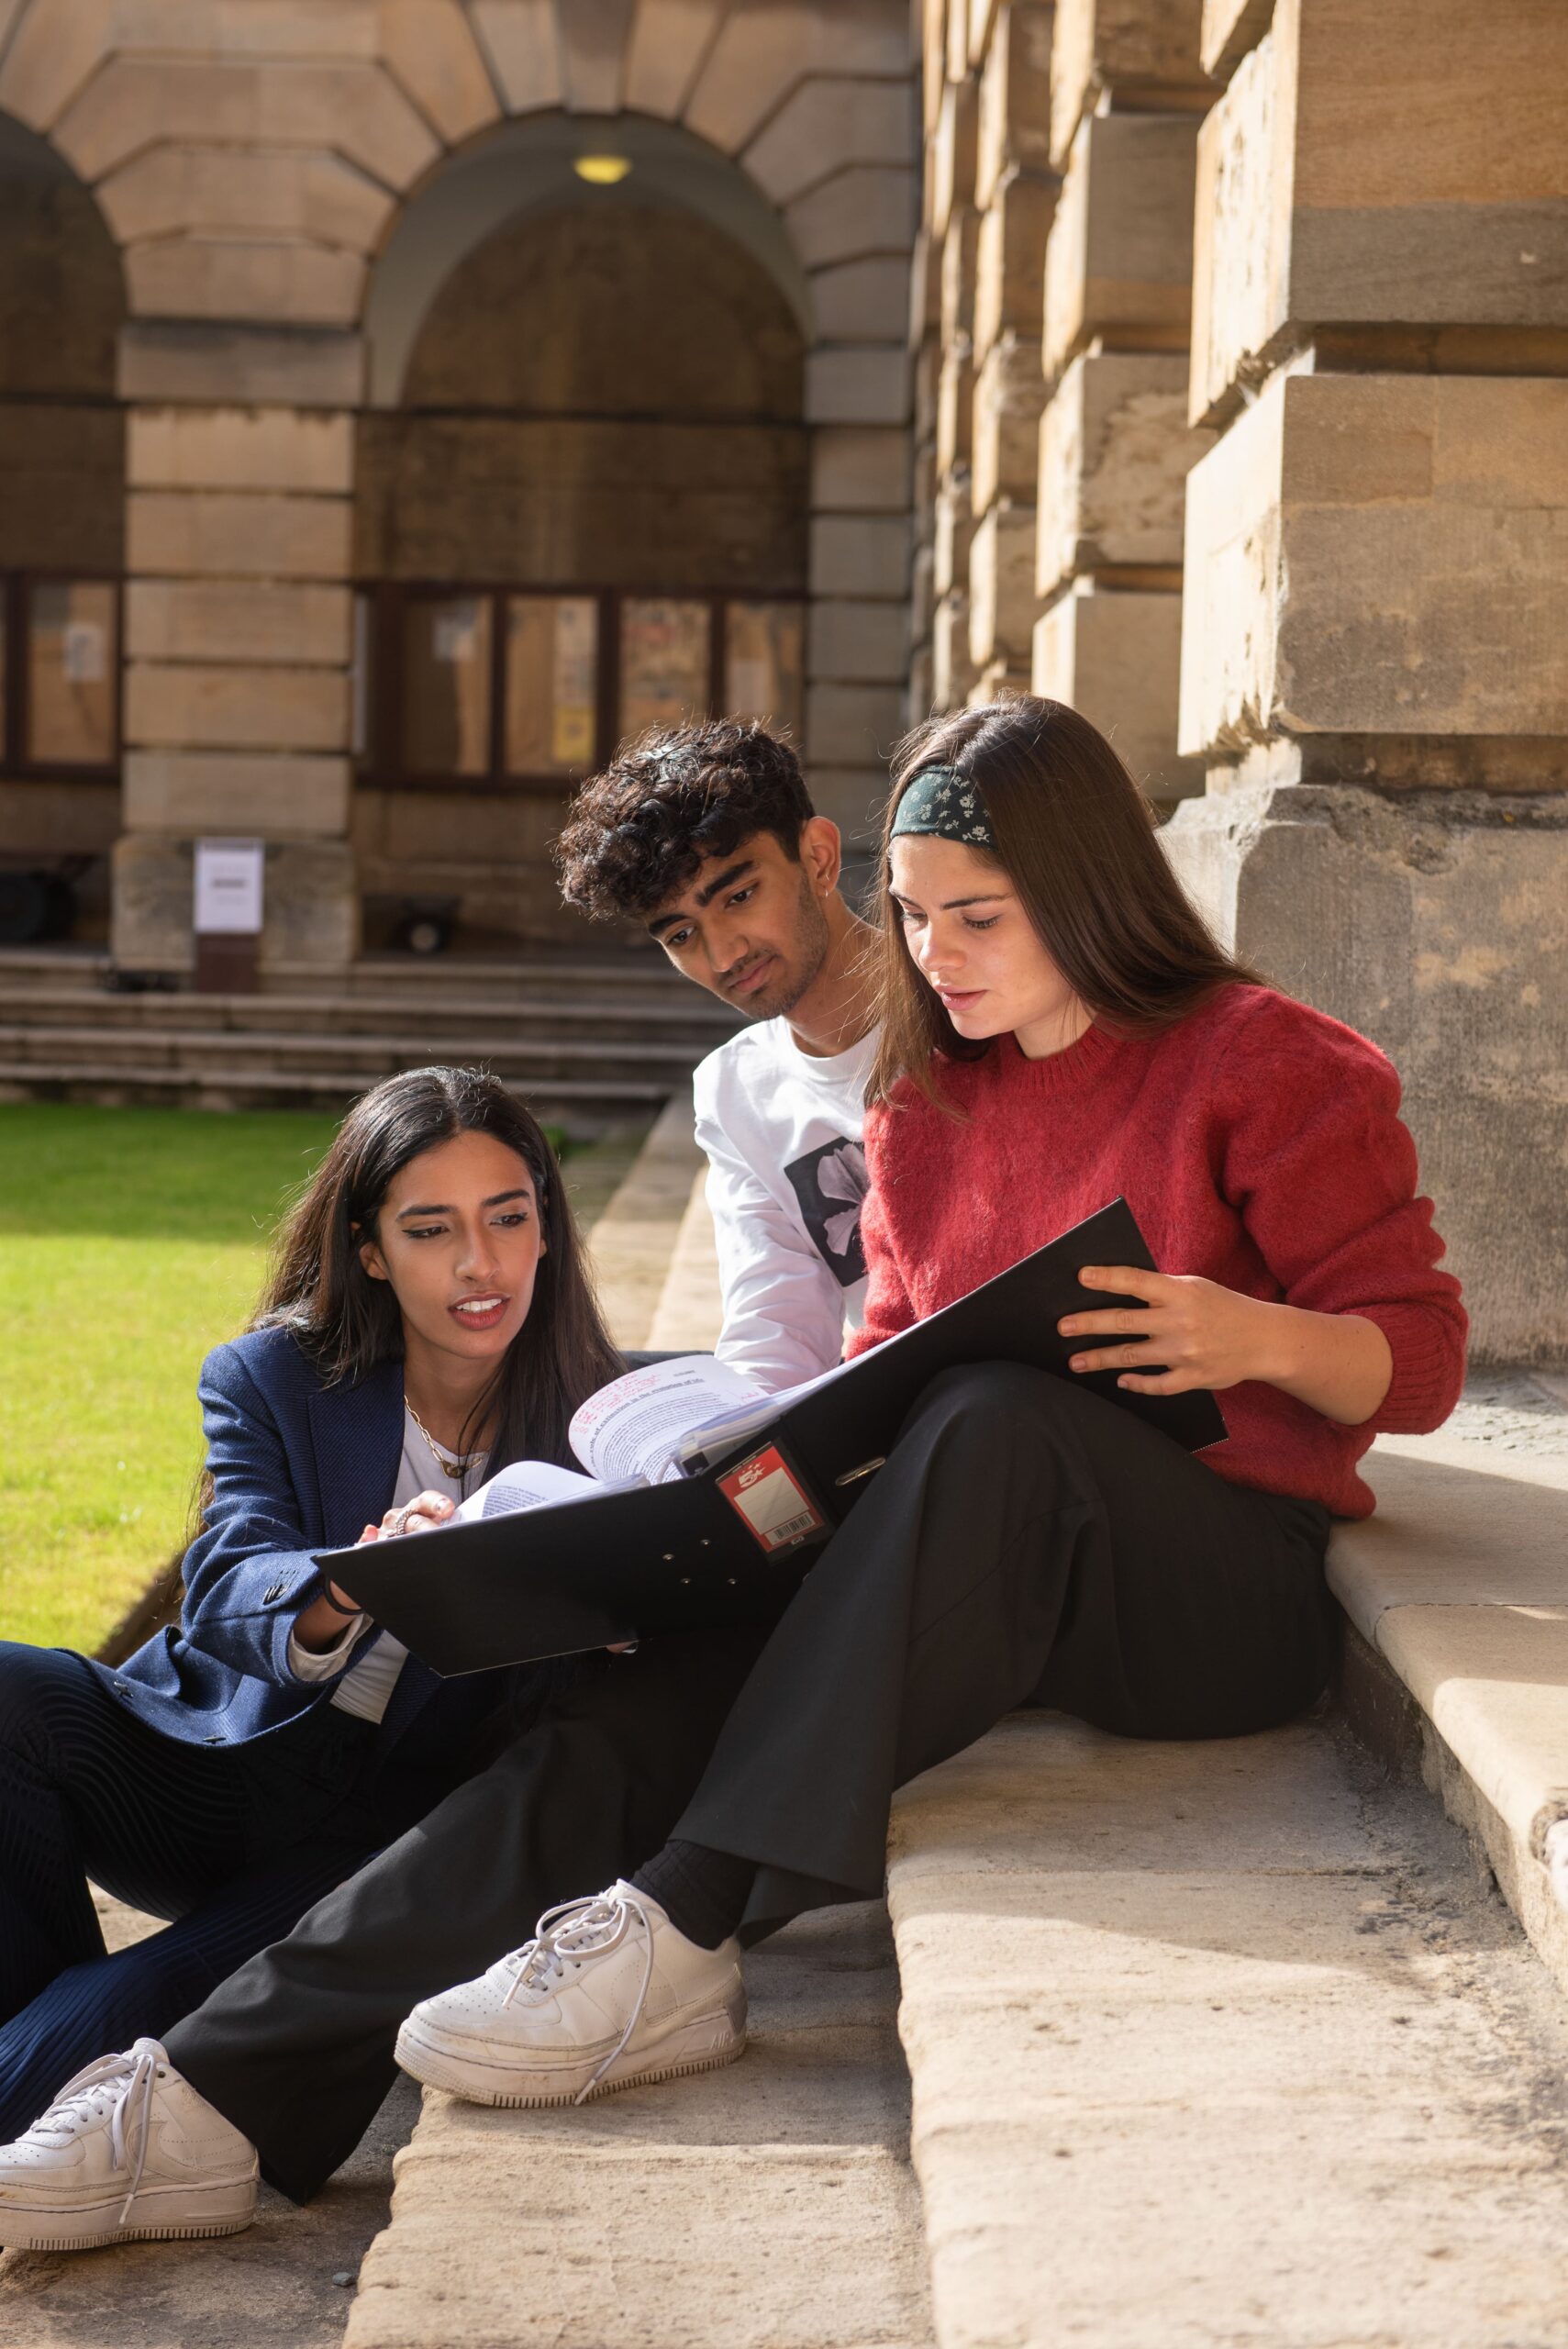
xmin=631 ymin=1839 xmax=754 ymax=1950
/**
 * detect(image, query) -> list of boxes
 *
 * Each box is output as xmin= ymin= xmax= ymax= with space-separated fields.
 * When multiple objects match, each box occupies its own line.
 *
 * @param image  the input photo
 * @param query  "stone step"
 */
xmin=0 ymin=945 xmax=735 ymax=1130
xmin=0 ymin=944 xmax=697 ymax=1008
xmin=889 ymin=1704 xmax=1568 ymax=2349
xmin=1330 ymin=1430 xmax=1568 ymax=1995
xmin=0 ymin=1029 xmax=704 ymax=1099
xmin=887 ymin=1419 xmax=1568 ymax=2349
xmin=346 ymin=1906 xmax=935 ymax=2349
xmin=1 ymin=984 xmax=736 ymax=1047
xmin=0 ymin=1059 xmax=672 ymax=1130
xmin=0 ymin=1021 xmax=710 ymax=1082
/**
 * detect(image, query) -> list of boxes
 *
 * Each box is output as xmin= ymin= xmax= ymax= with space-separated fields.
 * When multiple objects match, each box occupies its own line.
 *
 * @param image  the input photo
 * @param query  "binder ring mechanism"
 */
xmin=835 ymin=1456 xmax=885 ymax=1488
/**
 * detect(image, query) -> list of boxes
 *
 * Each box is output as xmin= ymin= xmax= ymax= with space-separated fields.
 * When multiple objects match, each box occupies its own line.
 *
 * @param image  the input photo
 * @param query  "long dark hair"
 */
xmin=254 ymin=1066 xmax=622 ymax=1470
xmin=870 ymin=696 xmax=1263 ymax=1112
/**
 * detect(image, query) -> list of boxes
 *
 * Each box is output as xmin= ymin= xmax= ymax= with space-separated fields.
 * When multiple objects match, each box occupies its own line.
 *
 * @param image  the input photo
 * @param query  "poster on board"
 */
xmin=194 ymin=841 xmax=264 ymax=935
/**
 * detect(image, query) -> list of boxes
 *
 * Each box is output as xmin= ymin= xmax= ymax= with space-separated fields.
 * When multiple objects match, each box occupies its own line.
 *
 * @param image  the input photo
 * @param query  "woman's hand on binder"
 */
xmin=1059 ymin=1265 xmax=1393 ymax=1426
xmin=1060 ymin=1266 xmax=1270 ymax=1395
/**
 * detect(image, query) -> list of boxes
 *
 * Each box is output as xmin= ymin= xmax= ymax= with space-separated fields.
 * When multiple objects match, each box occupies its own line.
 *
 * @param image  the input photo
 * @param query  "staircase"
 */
xmin=0 ymin=944 xmax=742 ymax=1135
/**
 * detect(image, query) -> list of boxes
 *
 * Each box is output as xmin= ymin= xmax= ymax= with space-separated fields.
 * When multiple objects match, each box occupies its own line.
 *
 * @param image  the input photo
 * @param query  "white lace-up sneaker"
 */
xmin=0 ymin=2040 xmax=258 ymax=2253
xmin=395 ymin=1881 xmax=747 ymax=2108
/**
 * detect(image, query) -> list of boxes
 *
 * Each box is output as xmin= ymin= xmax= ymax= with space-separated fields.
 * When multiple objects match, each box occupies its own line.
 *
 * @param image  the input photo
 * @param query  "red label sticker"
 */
xmin=717 ymin=1445 xmax=826 ymax=1553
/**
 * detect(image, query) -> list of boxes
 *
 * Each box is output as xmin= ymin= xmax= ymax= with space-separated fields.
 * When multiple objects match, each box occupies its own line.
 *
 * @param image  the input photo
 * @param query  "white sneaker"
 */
xmin=0 ymin=2041 xmax=258 ymax=2253
xmin=395 ymin=1881 xmax=747 ymax=2108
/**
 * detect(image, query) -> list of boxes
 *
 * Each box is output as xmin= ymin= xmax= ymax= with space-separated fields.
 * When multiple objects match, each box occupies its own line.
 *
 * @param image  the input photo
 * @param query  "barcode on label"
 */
xmin=717 ymin=1445 xmax=826 ymax=1553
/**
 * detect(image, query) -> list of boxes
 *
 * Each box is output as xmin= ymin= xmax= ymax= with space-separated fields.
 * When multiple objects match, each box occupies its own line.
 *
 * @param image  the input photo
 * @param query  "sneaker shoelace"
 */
xmin=501 ymin=1888 xmax=658 ymax=2106
xmin=32 ymin=2039 xmax=165 ymax=2226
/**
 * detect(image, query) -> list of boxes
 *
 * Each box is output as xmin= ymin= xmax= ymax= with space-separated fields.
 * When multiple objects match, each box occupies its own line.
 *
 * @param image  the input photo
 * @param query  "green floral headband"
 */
xmin=888 ymin=764 xmax=996 ymax=850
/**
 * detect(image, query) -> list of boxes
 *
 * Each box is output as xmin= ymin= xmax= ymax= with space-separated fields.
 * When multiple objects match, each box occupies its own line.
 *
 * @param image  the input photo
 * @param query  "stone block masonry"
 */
xmin=914 ymin=0 xmax=1056 ymax=720
xmin=906 ymin=0 xmax=1568 ymax=1350
xmin=1165 ymin=0 xmax=1568 ymax=1361
xmin=1031 ymin=6 xmax=1208 ymax=804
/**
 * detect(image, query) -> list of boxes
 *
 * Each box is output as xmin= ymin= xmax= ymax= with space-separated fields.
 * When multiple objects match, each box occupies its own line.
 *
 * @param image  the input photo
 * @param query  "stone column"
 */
xmin=711 ymin=30 xmax=915 ymax=852
xmin=1166 ymin=0 xmax=1568 ymax=1358
xmin=906 ymin=212 xmax=941 ymax=727
xmin=1030 ymin=0 xmax=1212 ymax=804
xmin=928 ymin=60 xmax=981 ymax=712
xmin=114 ymin=338 xmax=362 ymax=973
xmin=966 ymin=2 xmax=1056 ymax=705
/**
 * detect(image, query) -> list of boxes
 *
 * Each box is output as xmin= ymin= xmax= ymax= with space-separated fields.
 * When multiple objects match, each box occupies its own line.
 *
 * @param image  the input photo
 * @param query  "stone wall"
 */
xmin=909 ymin=0 xmax=1058 ymax=719
xmin=1032 ymin=0 xmax=1211 ymax=806
xmin=1164 ymin=0 xmax=1568 ymax=1360
xmin=908 ymin=0 xmax=1568 ymax=1360
xmin=913 ymin=0 xmax=1213 ymax=803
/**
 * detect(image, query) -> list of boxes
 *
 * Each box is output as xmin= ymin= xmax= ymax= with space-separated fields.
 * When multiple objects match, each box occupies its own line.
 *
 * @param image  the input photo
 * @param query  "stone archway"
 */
xmin=351 ymin=111 xmax=823 ymax=946
xmin=0 ymin=0 xmax=915 ymax=970
xmin=0 ymin=108 xmax=126 ymax=941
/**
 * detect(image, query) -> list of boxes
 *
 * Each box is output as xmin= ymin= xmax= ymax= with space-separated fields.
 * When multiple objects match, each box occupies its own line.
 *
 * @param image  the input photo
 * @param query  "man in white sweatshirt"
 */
xmin=555 ymin=720 xmax=881 ymax=1392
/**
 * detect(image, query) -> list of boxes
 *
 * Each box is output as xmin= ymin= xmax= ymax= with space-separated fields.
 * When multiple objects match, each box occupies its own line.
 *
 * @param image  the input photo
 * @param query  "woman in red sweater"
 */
xmin=858 ymin=696 xmax=1466 ymax=1521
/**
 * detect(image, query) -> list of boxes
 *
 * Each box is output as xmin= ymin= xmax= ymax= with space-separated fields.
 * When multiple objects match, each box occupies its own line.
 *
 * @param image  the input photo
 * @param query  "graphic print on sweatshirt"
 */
xmin=783 ymin=1136 xmax=869 ymax=1287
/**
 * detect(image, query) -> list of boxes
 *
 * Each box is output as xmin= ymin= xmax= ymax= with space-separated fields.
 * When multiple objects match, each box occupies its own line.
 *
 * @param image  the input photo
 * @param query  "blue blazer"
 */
xmin=92 ymin=1325 xmax=518 ymax=1753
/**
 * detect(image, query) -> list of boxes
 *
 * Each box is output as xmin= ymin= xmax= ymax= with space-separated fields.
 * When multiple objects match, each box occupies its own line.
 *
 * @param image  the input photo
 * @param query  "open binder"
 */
xmin=327 ymin=1197 xmax=1228 ymax=1673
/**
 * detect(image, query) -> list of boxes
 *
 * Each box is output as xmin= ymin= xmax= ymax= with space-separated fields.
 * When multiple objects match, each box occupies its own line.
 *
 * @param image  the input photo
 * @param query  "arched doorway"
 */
xmin=350 ymin=116 xmax=816 ymax=950
xmin=0 ymin=112 xmax=125 ymax=942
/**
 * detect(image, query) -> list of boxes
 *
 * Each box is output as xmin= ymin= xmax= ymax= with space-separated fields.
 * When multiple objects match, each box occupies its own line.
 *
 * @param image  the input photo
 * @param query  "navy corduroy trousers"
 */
xmin=0 ymin=1643 xmax=450 ymax=2141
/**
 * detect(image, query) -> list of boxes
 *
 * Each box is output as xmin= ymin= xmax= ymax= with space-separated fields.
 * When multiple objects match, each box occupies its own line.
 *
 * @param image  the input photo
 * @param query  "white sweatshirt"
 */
xmin=693 ymin=1017 xmax=877 ymax=1394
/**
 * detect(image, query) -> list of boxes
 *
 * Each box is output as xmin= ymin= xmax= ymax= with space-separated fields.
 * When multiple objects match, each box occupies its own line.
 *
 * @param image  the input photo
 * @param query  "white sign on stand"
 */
xmin=194 ymin=840 xmax=264 ymax=935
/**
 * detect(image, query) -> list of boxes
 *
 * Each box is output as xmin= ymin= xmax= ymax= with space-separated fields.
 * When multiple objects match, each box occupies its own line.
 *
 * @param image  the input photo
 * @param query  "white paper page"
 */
xmin=455 ymin=1459 xmax=600 ymax=1524
xmin=568 ymin=1356 xmax=767 ymax=1485
xmin=673 ymin=1356 xmax=851 ymax=1469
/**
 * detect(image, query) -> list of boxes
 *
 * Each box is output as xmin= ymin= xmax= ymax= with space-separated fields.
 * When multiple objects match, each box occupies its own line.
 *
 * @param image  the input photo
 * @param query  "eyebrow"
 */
xmin=395 ymin=1189 xmax=531 ymax=1219
xmin=892 ymin=889 xmax=1010 ymax=911
xmin=647 ymin=859 xmax=758 ymax=936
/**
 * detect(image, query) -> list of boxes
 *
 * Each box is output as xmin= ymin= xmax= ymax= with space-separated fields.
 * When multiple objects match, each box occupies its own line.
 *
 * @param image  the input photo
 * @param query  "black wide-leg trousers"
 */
xmin=166 ymin=1366 xmax=1332 ymax=2201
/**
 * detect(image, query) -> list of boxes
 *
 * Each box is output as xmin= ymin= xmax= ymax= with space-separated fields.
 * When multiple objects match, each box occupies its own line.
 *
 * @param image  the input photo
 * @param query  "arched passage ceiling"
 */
xmin=364 ymin=112 xmax=812 ymax=411
xmin=0 ymin=0 xmax=914 ymax=353
xmin=0 ymin=105 xmax=123 ymax=398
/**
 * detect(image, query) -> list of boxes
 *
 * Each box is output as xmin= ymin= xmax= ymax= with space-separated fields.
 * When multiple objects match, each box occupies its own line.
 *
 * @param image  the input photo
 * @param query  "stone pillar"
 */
xmin=906 ymin=217 xmax=940 ymax=727
xmin=113 ymin=334 xmax=362 ymax=973
xmin=1030 ymin=0 xmax=1211 ymax=804
xmin=966 ymin=3 xmax=1056 ymax=705
xmin=927 ymin=57 xmax=981 ymax=712
xmin=1166 ymin=0 xmax=1568 ymax=1359
xmin=727 ymin=44 xmax=914 ymax=852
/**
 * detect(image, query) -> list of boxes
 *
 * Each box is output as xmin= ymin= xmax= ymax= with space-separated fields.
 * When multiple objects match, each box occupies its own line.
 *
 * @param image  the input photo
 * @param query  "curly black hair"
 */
xmin=554 ymin=719 xmax=816 ymax=921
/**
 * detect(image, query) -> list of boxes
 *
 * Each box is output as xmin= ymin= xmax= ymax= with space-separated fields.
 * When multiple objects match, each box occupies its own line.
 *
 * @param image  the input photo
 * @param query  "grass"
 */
xmin=0 ymin=1103 xmax=339 ymax=1656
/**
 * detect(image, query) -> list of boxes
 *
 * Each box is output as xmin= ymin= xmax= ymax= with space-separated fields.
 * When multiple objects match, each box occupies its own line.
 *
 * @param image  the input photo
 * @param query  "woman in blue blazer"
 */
xmin=0 ymin=1064 xmax=621 ymax=2140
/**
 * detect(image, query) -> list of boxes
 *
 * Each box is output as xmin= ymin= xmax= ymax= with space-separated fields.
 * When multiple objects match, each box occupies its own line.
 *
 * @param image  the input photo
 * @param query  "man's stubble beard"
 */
xmin=736 ymin=869 xmax=832 ymax=1025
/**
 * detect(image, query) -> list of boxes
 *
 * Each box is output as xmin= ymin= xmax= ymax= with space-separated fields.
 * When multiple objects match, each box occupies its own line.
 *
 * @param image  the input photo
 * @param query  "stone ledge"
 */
xmin=1329 ymin=1430 xmax=1568 ymax=1988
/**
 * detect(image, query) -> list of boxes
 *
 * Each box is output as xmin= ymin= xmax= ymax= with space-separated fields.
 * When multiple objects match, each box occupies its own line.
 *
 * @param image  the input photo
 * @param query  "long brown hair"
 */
xmin=254 ymin=1065 xmax=622 ymax=1470
xmin=870 ymin=696 xmax=1262 ymax=1112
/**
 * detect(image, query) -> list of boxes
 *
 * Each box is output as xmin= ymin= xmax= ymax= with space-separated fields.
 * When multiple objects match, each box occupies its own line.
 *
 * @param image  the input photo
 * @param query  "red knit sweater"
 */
xmin=846 ymin=985 xmax=1466 ymax=1519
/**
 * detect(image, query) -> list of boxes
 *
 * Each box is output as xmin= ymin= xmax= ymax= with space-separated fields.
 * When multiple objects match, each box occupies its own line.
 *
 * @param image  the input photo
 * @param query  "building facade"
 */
xmin=0 ymin=0 xmax=916 ymax=955
xmin=2 ymin=0 xmax=1565 ymax=1355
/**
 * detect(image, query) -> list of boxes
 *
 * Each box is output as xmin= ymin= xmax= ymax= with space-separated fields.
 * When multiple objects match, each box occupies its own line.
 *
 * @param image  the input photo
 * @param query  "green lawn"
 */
xmin=0 ymin=1104 xmax=339 ymax=1656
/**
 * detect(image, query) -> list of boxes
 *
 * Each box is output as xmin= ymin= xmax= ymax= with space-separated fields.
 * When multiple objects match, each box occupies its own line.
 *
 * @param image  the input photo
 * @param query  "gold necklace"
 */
xmin=406 ymin=1397 xmax=474 ymax=1482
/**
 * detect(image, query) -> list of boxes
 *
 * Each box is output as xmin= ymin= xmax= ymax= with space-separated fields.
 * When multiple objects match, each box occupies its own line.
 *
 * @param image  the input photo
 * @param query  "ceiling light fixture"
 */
xmin=573 ymin=154 xmax=632 ymax=185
